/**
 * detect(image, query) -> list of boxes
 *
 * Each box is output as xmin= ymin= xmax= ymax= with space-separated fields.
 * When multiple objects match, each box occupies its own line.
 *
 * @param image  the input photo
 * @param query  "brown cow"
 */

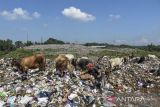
xmin=55 ymin=54 xmax=74 ymax=76
xmin=12 ymin=54 xmax=45 ymax=74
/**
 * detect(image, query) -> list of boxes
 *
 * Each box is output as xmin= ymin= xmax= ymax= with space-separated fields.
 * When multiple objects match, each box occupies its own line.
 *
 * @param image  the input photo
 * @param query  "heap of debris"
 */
xmin=0 ymin=55 xmax=160 ymax=107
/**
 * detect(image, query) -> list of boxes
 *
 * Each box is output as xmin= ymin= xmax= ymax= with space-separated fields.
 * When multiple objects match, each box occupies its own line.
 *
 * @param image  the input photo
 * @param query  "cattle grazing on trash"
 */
xmin=55 ymin=54 xmax=74 ymax=76
xmin=64 ymin=54 xmax=75 ymax=61
xmin=109 ymin=57 xmax=124 ymax=70
xmin=11 ymin=54 xmax=46 ymax=73
xmin=131 ymin=56 xmax=146 ymax=64
xmin=71 ymin=57 xmax=92 ymax=71
xmin=148 ymin=54 xmax=158 ymax=59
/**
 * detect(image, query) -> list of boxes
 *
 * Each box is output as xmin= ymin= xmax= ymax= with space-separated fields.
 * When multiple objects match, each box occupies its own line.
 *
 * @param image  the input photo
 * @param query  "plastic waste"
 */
xmin=0 ymin=56 xmax=159 ymax=107
xmin=20 ymin=95 xmax=33 ymax=104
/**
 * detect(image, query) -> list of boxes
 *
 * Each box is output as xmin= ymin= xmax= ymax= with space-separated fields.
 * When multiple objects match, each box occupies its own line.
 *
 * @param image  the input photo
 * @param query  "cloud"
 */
xmin=133 ymin=37 xmax=150 ymax=45
xmin=108 ymin=14 xmax=121 ymax=21
xmin=114 ymin=38 xmax=150 ymax=45
xmin=62 ymin=6 xmax=96 ymax=22
xmin=0 ymin=8 xmax=40 ymax=20
xmin=114 ymin=37 xmax=160 ymax=46
xmin=43 ymin=23 xmax=48 ymax=28
xmin=114 ymin=39 xmax=128 ymax=45
xmin=33 ymin=12 xmax=41 ymax=18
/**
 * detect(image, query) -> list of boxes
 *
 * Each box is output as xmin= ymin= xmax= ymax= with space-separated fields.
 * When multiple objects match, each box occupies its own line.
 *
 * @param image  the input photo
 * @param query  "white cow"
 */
xmin=64 ymin=54 xmax=74 ymax=61
xmin=148 ymin=54 xmax=158 ymax=59
xmin=80 ymin=57 xmax=89 ymax=59
xmin=109 ymin=57 xmax=124 ymax=69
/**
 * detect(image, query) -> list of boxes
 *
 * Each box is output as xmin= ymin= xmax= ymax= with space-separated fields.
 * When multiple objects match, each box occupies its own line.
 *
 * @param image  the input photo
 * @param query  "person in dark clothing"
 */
xmin=76 ymin=58 xmax=92 ymax=71
xmin=86 ymin=63 xmax=102 ymax=91
xmin=87 ymin=64 xmax=99 ymax=79
xmin=86 ymin=63 xmax=101 ymax=77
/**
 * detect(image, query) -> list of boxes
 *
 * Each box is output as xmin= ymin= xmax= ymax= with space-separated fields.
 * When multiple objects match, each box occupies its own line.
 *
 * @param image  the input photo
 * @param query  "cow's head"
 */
xmin=11 ymin=58 xmax=23 ymax=71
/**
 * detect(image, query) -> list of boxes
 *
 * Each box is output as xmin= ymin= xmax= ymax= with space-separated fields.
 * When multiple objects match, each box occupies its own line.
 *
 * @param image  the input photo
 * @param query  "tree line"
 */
xmin=0 ymin=38 xmax=65 ymax=51
xmin=1 ymin=38 xmax=160 ymax=52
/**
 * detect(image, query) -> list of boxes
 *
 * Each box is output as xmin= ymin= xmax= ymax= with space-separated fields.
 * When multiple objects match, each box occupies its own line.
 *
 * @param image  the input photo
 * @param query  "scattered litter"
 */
xmin=0 ymin=56 xmax=159 ymax=106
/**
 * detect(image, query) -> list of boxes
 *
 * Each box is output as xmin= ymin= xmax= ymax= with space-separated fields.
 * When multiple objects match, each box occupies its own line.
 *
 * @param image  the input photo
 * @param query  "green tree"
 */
xmin=0 ymin=39 xmax=14 ymax=51
xmin=15 ymin=41 xmax=24 ymax=48
xmin=44 ymin=38 xmax=64 ymax=44
xmin=25 ymin=41 xmax=33 ymax=46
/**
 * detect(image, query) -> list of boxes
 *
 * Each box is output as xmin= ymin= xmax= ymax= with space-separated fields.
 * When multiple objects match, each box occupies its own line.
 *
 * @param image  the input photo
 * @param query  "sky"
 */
xmin=0 ymin=0 xmax=160 ymax=45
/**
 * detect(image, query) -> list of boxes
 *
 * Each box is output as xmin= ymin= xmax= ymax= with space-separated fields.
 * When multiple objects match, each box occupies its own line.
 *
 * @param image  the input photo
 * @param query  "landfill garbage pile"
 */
xmin=0 ymin=56 xmax=160 ymax=107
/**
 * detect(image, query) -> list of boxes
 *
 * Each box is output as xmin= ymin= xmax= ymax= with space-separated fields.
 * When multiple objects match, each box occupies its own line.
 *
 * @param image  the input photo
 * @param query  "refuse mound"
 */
xmin=0 ymin=55 xmax=160 ymax=107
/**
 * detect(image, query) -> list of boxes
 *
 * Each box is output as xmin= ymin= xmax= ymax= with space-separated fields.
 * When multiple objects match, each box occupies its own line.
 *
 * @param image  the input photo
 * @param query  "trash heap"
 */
xmin=0 ymin=56 xmax=160 ymax=107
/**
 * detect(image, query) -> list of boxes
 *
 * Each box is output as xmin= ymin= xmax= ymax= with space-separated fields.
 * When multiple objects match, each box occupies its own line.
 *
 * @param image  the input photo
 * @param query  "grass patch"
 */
xmin=93 ymin=50 xmax=129 ymax=58
xmin=93 ymin=49 xmax=160 ymax=58
xmin=0 ymin=51 xmax=8 ymax=58
xmin=1 ymin=48 xmax=160 ymax=59
xmin=133 ymin=49 xmax=160 ymax=58
xmin=4 ymin=48 xmax=33 ymax=58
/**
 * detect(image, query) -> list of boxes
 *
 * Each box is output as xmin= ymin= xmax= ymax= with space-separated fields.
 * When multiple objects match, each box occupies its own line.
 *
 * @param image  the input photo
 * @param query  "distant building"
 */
xmin=90 ymin=46 xmax=106 ymax=48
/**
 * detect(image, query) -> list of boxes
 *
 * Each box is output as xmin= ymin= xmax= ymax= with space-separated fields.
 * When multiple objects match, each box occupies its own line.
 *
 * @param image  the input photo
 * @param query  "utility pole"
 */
xmin=27 ymin=32 xmax=29 ymax=42
xmin=41 ymin=36 xmax=43 ymax=44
